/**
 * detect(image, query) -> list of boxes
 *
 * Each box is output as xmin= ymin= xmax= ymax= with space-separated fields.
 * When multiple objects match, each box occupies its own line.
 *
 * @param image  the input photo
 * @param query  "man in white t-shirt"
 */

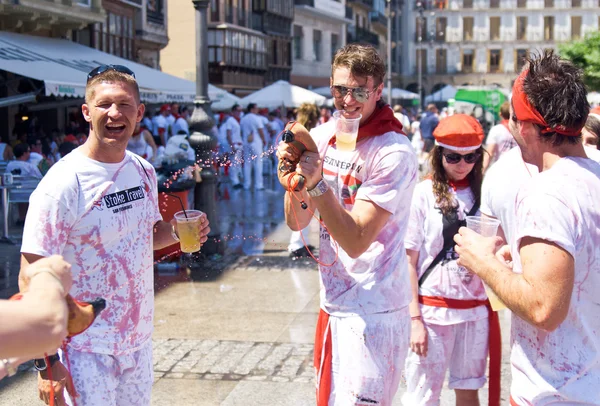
xmin=483 ymin=101 xmax=516 ymax=172
xmin=7 ymin=143 xmax=43 ymax=179
xmin=277 ymin=44 xmax=417 ymax=406
xmin=27 ymin=137 xmax=45 ymax=168
xmin=152 ymin=104 xmax=170 ymax=146
xmin=240 ymin=103 xmax=266 ymax=190
xmin=19 ymin=65 xmax=210 ymax=406
xmin=220 ymin=105 xmax=243 ymax=188
xmin=393 ymin=104 xmax=411 ymax=136
xmin=455 ymin=51 xmax=600 ymax=405
xmin=172 ymin=106 xmax=190 ymax=135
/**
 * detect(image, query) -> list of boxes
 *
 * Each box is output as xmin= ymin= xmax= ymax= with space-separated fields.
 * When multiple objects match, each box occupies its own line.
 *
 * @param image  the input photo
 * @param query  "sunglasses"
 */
xmin=443 ymin=152 xmax=481 ymax=164
xmin=330 ymin=85 xmax=376 ymax=104
xmin=87 ymin=65 xmax=136 ymax=82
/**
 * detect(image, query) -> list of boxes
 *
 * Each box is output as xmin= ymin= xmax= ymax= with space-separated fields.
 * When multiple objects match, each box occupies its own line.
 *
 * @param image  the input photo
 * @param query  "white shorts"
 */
xmin=402 ymin=318 xmax=489 ymax=406
xmin=61 ymin=340 xmax=153 ymax=406
xmin=329 ymin=307 xmax=410 ymax=406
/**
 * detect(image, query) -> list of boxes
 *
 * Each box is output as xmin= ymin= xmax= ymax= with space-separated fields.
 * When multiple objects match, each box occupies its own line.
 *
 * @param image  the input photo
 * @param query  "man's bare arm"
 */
xmin=19 ymin=253 xmax=45 ymax=292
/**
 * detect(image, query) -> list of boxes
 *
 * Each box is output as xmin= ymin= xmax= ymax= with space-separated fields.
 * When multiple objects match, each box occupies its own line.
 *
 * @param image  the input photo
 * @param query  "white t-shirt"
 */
xmin=481 ymin=146 xmax=600 ymax=245
xmin=311 ymin=120 xmax=418 ymax=316
xmin=486 ymin=122 xmax=516 ymax=163
xmin=240 ymin=113 xmax=264 ymax=149
xmin=405 ymin=180 xmax=488 ymax=325
xmin=152 ymin=115 xmax=168 ymax=139
xmin=6 ymin=160 xmax=42 ymax=179
xmin=172 ymin=117 xmax=189 ymax=135
xmin=166 ymin=114 xmax=176 ymax=134
xmin=394 ymin=112 xmax=411 ymax=134
xmin=218 ymin=116 xmax=242 ymax=148
xmin=509 ymin=157 xmax=600 ymax=405
xmin=28 ymin=151 xmax=44 ymax=168
xmin=21 ymin=149 xmax=162 ymax=355
xmin=269 ymin=118 xmax=284 ymax=146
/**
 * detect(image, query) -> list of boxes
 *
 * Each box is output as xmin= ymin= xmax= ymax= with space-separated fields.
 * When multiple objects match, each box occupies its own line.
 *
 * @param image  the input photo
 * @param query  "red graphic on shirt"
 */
xmin=323 ymin=168 xmax=362 ymax=205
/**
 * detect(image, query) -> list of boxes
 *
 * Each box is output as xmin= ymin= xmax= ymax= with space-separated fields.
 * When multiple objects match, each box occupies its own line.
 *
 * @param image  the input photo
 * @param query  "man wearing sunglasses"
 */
xmin=455 ymin=51 xmax=600 ymax=405
xmin=18 ymin=64 xmax=211 ymax=406
xmin=277 ymin=44 xmax=417 ymax=405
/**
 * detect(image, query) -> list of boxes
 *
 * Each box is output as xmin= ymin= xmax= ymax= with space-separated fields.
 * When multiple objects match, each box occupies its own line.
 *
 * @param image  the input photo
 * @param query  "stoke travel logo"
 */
xmin=92 ymin=181 xmax=148 ymax=213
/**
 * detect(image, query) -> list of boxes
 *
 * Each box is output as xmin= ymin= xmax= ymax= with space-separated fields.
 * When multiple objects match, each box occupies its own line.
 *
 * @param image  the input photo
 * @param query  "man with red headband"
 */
xmin=455 ymin=50 xmax=600 ymax=405
xmin=277 ymin=44 xmax=417 ymax=405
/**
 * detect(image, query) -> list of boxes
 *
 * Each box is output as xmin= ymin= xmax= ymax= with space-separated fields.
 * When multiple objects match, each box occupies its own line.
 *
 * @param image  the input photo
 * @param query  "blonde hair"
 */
xmin=85 ymin=70 xmax=140 ymax=103
xmin=332 ymin=44 xmax=386 ymax=87
xmin=296 ymin=103 xmax=319 ymax=131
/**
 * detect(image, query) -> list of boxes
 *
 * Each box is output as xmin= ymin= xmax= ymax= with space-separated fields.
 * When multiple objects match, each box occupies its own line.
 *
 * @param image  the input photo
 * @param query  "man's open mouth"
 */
xmin=106 ymin=123 xmax=126 ymax=134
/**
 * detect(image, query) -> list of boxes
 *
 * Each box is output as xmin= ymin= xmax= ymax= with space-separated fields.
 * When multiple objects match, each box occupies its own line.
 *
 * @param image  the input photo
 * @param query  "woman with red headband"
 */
xmin=403 ymin=114 xmax=500 ymax=406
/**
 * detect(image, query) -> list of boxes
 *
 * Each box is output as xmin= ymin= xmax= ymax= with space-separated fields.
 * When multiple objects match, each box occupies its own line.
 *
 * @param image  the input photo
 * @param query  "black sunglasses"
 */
xmin=330 ymin=85 xmax=376 ymax=104
xmin=443 ymin=152 xmax=481 ymax=164
xmin=87 ymin=65 xmax=136 ymax=82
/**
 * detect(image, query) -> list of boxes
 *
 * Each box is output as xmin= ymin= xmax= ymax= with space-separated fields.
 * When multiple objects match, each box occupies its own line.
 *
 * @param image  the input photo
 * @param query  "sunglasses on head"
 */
xmin=87 ymin=65 xmax=136 ymax=82
xmin=443 ymin=151 xmax=481 ymax=164
xmin=330 ymin=85 xmax=375 ymax=104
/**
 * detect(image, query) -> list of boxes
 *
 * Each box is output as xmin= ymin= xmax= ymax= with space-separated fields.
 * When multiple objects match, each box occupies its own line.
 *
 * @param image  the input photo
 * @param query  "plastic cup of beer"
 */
xmin=174 ymin=210 xmax=204 ymax=253
xmin=465 ymin=216 xmax=506 ymax=311
xmin=333 ymin=111 xmax=362 ymax=151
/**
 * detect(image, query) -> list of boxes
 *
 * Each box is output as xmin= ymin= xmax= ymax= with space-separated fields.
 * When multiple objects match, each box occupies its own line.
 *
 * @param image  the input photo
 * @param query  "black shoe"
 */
xmin=289 ymin=245 xmax=315 ymax=259
xmin=233 ymin=184 xmax=243 ymax=190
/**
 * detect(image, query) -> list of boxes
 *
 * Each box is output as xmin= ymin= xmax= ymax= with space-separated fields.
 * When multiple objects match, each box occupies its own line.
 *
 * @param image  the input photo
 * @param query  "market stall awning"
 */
xmin=0 ymin=31 xmax=197 ymax=103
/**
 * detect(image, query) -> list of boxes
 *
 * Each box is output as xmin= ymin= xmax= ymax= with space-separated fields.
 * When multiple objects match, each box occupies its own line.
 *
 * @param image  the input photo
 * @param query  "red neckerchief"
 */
xmin=448 ymin=177 xmax=470 ymax=190
xmin=512 ymin=70 xmax=583 ymax=136
xmin=328 ymin=104 xmax=406 ymax=146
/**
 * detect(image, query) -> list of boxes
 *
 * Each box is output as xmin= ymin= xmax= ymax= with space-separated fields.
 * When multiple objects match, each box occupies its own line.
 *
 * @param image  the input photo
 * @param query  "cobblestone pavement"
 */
xmin=152 ymin=339 xmax=315 ymax=384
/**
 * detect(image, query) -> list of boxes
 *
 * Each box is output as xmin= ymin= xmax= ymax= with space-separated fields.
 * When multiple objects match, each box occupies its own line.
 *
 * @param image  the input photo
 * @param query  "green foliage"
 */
xmin=559 ymin=32 xmax=600 ymax=91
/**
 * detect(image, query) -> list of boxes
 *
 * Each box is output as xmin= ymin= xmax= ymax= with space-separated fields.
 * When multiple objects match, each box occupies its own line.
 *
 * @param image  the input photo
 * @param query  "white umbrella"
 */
xmin=240 ymin=80 xmax=327 ymax=110
xmin=209 ymin=84 xmax=242 ymax=111
xmin=382 ymin=87 xmax=420 ymax=100
xmin=310 ymin=86 xmax=333 ymax=98
xmin=425 ymin=85 xmax=457 ymax=104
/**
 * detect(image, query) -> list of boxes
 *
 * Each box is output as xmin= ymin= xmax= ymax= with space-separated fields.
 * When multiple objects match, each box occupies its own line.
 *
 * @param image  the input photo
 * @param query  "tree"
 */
xmin=559 ymin=32 xmax=600 ymax=91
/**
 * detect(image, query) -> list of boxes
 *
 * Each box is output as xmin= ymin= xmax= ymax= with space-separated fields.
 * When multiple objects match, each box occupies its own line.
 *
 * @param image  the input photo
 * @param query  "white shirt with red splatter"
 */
xmin=310 ymin=120 xmax=418 ymax=317
xmin=510 ymin=156 xmax=600 ymax=404
xmin=21 ymin=149 xmax=162 ymax=355
xmin=405 ymin=179 xmax=488 ymax=325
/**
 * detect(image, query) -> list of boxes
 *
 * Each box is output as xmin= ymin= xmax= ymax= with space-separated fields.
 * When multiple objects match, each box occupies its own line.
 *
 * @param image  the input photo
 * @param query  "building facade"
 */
xmin=291 ymin=0 xmax=350 ymax=88
xmin=400 ymin=0 xmax=600 ymax=96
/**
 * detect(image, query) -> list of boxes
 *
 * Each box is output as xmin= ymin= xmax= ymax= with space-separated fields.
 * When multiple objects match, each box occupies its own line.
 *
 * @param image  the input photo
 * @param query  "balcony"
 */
xmin=348 ymin=0 xmax=375 ymax=8
xmin=345 ymin=6 xmax=353 ymax=19
xmin=347 ymin=26 xmax=379 ymax=46
xmin=294 ymin=0 xmax=315 ymax=6
xmin=147 ymin=10 xmax=164 ymax=25
xmin=370 ymin=11 xmax=388 ymax=28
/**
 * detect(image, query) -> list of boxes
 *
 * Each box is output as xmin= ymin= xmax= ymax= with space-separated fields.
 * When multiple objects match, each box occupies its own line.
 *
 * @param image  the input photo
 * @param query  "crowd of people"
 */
xmin=2 ymin=44 xmax=600 ymax=406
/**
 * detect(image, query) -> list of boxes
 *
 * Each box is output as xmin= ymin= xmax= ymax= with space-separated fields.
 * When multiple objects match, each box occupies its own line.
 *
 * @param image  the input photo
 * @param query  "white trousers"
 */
xmin=229 ymin=146 xmax=243 ymax=185
xmin=62 ymin=340 xmax=153 ymax=406
xmin=402 ymin=318 xmax=489 ymax=406
xmin=327 ymin=308 xmax=410 ymax=406
xmin=288 ymin=227 xmax=310 ymax=251
xmin=243 ymin=144 xmax=263 ymax=190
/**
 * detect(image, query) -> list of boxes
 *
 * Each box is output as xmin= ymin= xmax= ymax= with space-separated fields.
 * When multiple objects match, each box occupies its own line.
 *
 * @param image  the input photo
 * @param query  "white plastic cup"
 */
xmin=174 ymin=210 xmax=204 ymax=253
xmin=465 ymin=216 xmax=505 ymax=311
xmin=333 ymin=111 xmax=362 ymax=151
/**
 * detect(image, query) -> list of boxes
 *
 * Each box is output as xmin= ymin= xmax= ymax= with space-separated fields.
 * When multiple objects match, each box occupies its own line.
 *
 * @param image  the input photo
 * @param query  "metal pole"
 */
xmin=386 ymin=0 xmax=392 ymax=106
xmin=417 ymin=3 xmax=423 ymax=109
xmin=189 ymin=0 xmax=223 ymax=257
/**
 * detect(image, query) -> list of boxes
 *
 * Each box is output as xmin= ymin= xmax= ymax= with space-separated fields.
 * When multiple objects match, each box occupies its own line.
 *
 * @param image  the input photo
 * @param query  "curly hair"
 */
xmin=523 ymin=49 xmax=588 ymax=146
xmin=430 ymin=145 xmax=485 ymax=216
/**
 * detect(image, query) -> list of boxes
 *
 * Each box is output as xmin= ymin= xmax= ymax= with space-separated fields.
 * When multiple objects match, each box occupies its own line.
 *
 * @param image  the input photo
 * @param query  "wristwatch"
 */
xmin=307 ymin=179 xmax=329 ymax=198
xmin=33 ymin=354 xmax=60 ymax=372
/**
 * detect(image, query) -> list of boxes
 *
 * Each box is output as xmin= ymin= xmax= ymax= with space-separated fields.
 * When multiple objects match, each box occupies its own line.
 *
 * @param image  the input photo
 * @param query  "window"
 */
xmin=489 ymin=49 xmax=502 ymax=73
xmin=436 ymin=49 xmax=447 ymax=74
xmin=293 ymin=25 xmax=303 ymax=59
xmin=331 ymin=33 xmax=339 ymax=60
xmin=75 ymin=0 xmax=91 ymax=6
xmin=226 ymin=0 xmax=234 ymax=23
xmin=94 ymin=12 xmax=135 ymax=60
xmin=515 ymin=49 xmax=528 ymax=72
xmin=490 ymin=0 xmax=499 ymax=7
xmin=517 ymin=0 xmax=526 ymax=7
xmin=571 ymin=16 xmax=582 ymax=39
xmin=463 ymin=17 xmax=474 ymax=41
xmin=490 ymin=17 xmax=501 ymax=41
xmin=416 ymin=49 xmax=427 ymax=74
xmin=313 ymin=29 xmax=322 ymax=62
xmin=544 ymin=0 xmax=553 ymax=6
xmin=462 ymin=49 xmax=475 ymax=73
xmin=436 ymin=17 xmax=447 ymax=42
xmin=517 ymin=16 xmax=527 ymax=40
xmin=572 ymin=0 xmax=581 ymax=6
xmin=544 ymin=16 xmax=554 ymax=41
xmin=210 ymin=0 xmax=219 ymax=22
xmin=237 ymin=0 xmax=246 ymax=26
xmin=415 ymin=17 xmax=427 ymax=41
xmin=463 ymin=0 xmax=473 ymax=7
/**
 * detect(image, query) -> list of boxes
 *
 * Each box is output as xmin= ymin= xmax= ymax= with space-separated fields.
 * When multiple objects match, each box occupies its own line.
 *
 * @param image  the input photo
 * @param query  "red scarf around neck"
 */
xmin=329 ymin=104 xmax=406 ymax=146
xmin=425 ymin=174 xmax=471 ymax=190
